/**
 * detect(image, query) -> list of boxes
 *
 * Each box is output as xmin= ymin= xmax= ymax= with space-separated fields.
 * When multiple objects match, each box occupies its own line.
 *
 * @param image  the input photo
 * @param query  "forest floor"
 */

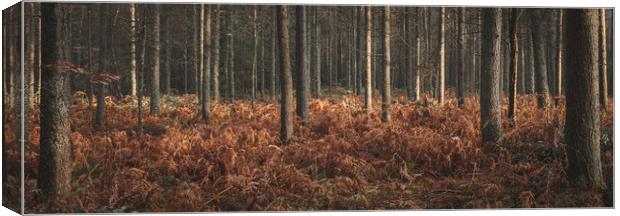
xmin=2 ymin=91 xmax=614 ymax=212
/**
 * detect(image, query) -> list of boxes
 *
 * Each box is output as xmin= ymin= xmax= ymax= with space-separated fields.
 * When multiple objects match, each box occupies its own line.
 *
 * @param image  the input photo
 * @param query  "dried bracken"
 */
xmin=2 ymin=95 xmax=613 ymax=212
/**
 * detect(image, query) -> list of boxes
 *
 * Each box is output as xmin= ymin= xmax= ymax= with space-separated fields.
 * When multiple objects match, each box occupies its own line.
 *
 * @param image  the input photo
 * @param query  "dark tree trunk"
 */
xmin=212 ymin=5 xmax=221 ymax=102
xmin=508 ymin=9 xmax=521 ymax=120
xmin=457 ymin=7 xmax=465 ymax=108
xmin=38 ymin=3 xmax=72 ymax=198
xmin=295 ymin=6 xmax=309 ymax=124
xmin=201 ymin=5 xmax=211 ymax=123
xmin=277 ymin=5 xmax=293 ymax=143
xmin=480 ymin=8 xmax=503 ymax=144
xmin=565 ymin=8 xmax=605 ymax=190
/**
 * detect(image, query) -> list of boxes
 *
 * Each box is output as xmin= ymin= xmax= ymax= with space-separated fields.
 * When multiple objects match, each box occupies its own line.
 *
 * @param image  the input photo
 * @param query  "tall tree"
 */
xmin=565 ymin=8 xmax=605 ymax=190
xmin=531 ymin=9 xmax=551 ymax=108
xmin=311 ymin=7 xmax=321 ymax=98
xmin=296 ymin=6 xmax=309 ymax=124
xmin=251 ymin=6 xmax=258 ymax=102
xmin=39 ymin=3 xmax=72 ymax=198
xmin=381 ymin=6 xmax=391 ymax=122
xmin=438 ymin=7 xmax=446 ymax=106
xmin=480 ymin=8 xmax=502 ymax=144
xmin=277 ymin=5 xmax=293 ymax=143
xmin=201 ymin=4 xmax=212 ymax=123
xmin=413 ymin=8 xmax=421 ymax=101
xmin=598 ymin=9 xmax=608 ymax=111
xmin=555 ymin=9 xmax=563 ymax=106
xmin=150 ymin=4 xmax=161 ymax=115
xmin=212 ymin=5 xmax=221 ymax=102
xmin=130 ymin=3 xmax=137 ymax=97
xmin=365 ymin=6 xmax=372 ymax=113
xmin=456 ymin=7 xmax=466 ymax=108
xmin=508 ymin=9 xmax=521 ymax=120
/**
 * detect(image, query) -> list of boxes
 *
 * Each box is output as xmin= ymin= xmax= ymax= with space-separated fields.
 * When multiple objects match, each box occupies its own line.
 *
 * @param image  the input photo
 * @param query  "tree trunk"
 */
xmin=438 ymin=7 xmax=446 ymax=106
xmin=201 ymin=4 xmax=212 ymax=123
xmin=457 ymin=7 xmax=466 ymax=108
xmin=150 ymin=4 xmax=161 ymax=115
xmin=480 ymin=8 xmax=503 ymax=144
xmin=295 ymin=6 xmax=309 ymax=124
xmin=212 ymin=5 xmax=221 ymax=102
xmin=381 ymin=6 xmax=391 ymax=122
xmin=38 ymin=3 xmax=72 ymax=198
xmin=531 ymin=9 xmax=551 ymax=108
xmin=311 ymin=7 xmax=321 ymax=98
xmin=508 ymin=9 xmax=521 ymax=120
xmin=365 ymin=6 xmax=372 ymax=113
xmin=413 ymin=8 xmax=421 ymax=101
xmin=277 ymin=5 xmax=293 ymax=143
xmin=130 ymin=3 xmax=137 ymax=97
xmin=252 ymin=6 xmax=258 ymax=102
xmin=565 ymin=8 xmax=605 ymax=190
xmin=598 ymin=9 xmax=608 ymax=111
xmin=555 ymin=9 xmax=563 ymax=105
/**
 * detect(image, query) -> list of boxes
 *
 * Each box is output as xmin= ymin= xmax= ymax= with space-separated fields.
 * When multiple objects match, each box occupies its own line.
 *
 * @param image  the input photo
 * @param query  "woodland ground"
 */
xmin=2 ymin=90 xmax=614 ymax=212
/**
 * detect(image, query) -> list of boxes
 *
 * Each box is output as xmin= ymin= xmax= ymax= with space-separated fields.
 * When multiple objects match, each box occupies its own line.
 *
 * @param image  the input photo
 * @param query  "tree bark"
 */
xmin=531 ymin=9 xmax=551 ymax=108
xmin=150 ymin=4 xmax=161 ymax=115
xmin=508 ymin=9 xmax=521 ymax=120
xmin=277 ymin=6 xmax=293 ymax=143
xmin=212 ymin=5 xmax=221 ymax=102
xmin=381 ymin=6 xmax=391 ymax=123
xmin=555 ymin=9 xmax=563 ymax=106
xmin=480 ymin=8 xmax=503 ymax=144
xmin=130 ymin=3 xmax=137 ymax=97
xmin=295 ymin=6 xmax=309 ymax=124
xmin=201 ymin=5 xmax=211 ymax=123
xmin=565 ymin=8 xmax=605 ymax=190
xmin=39 ymin=3 xmax=72 ymax=198
xmin=438 ymin=7 xmax=446 ymax=106
xmin=365 ymin=6 xmax=372 ymax=113
xmin=457 ymin=7 xmax=466 ymax=108
xmin=598 ymin=9 xmax=608 ymax=111
xmin=252 ymin=6 xmax=258 ymax=102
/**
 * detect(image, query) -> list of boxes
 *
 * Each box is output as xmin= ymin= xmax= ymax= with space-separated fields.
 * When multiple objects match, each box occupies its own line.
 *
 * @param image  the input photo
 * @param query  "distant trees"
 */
xmin=480 ymin=8 xmax=502 ymax=144
xmin=39 ymin=3 xmax=72 ymax=198
xmin=565 ymin=8 xmax=605 ymax=190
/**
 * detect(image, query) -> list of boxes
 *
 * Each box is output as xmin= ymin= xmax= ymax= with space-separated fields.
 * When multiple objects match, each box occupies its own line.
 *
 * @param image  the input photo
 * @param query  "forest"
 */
xmin=1 ymin=2 xmax=615 ymax=213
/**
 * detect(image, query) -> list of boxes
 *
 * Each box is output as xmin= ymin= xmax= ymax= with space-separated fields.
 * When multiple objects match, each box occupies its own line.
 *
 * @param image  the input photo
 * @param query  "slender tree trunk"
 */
xmin=413 ymin=8 xmax=421 ymax=101
xmin=381 ymin=6 xmax=391 ymax=122
xmin=38 ymin=3 xmax=72 ymax=198
xmin=438 ymin=7 xmax=446 ymax=106
xmin=365 ymin=6 xmax=372 ymax=113
xmin=457 ymin=7 xmax=466 ymax=108
xmin=295 ymin=6 xmax=309 ymax=124
xmin=311 ymin=7 xmax=321 ymax=98
xmin=271 ymin=7 xmax=277 ymax=97
xmin=130 ymin=3 xmax=137 ymax=97
xmin=508 ymin=9 xmax=521 ymax=120
xmin=212 ymin=5 xmax=221 ymax=102
xmin=202 ymin=5 xmax=212 ymax=123
xmin=531 ymin=9 xmax=551 ymax=108
xmin=150 ymin=4 xmax=161 ymax=115
xmin=480 ymin=8 xmax=503 ymax=144
xmin=598 ymin=9 xmax=608 ymax=111
xmin=555 ymin=9 xmax=563 ymax=105
xmin=565 ymin=9 xmax=605 ymax=190
xmin=252 ymin=6 xmax=258 ymax=102
xmin=277 ymin=5 xmax=293 ymax=143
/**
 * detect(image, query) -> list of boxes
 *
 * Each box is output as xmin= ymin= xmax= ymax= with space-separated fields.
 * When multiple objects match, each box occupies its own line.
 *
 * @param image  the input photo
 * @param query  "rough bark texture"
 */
xmin=39 ymin=3 xmax=73 ymax=198
xmin=296 ymin=6 xmax=309 ymax=124
xmin=598 ymin=9 xmax=607 ymax=111
xmin=480 ymin=8 xmax=503 ymax=144
xmin=277 ymin=6 xmax=293 ymax=143
xmin=365 ymin=6 xmax=372 ymax=113
xmin=531 ymin=9 xmax=550 ymax=108
xmin=150 ymin=4 xmax=161 ymax=115
xmin=381 ymin=6 xmax=391 ymax=122
xmin=565 ymin=9 xmax=605 ymax=190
